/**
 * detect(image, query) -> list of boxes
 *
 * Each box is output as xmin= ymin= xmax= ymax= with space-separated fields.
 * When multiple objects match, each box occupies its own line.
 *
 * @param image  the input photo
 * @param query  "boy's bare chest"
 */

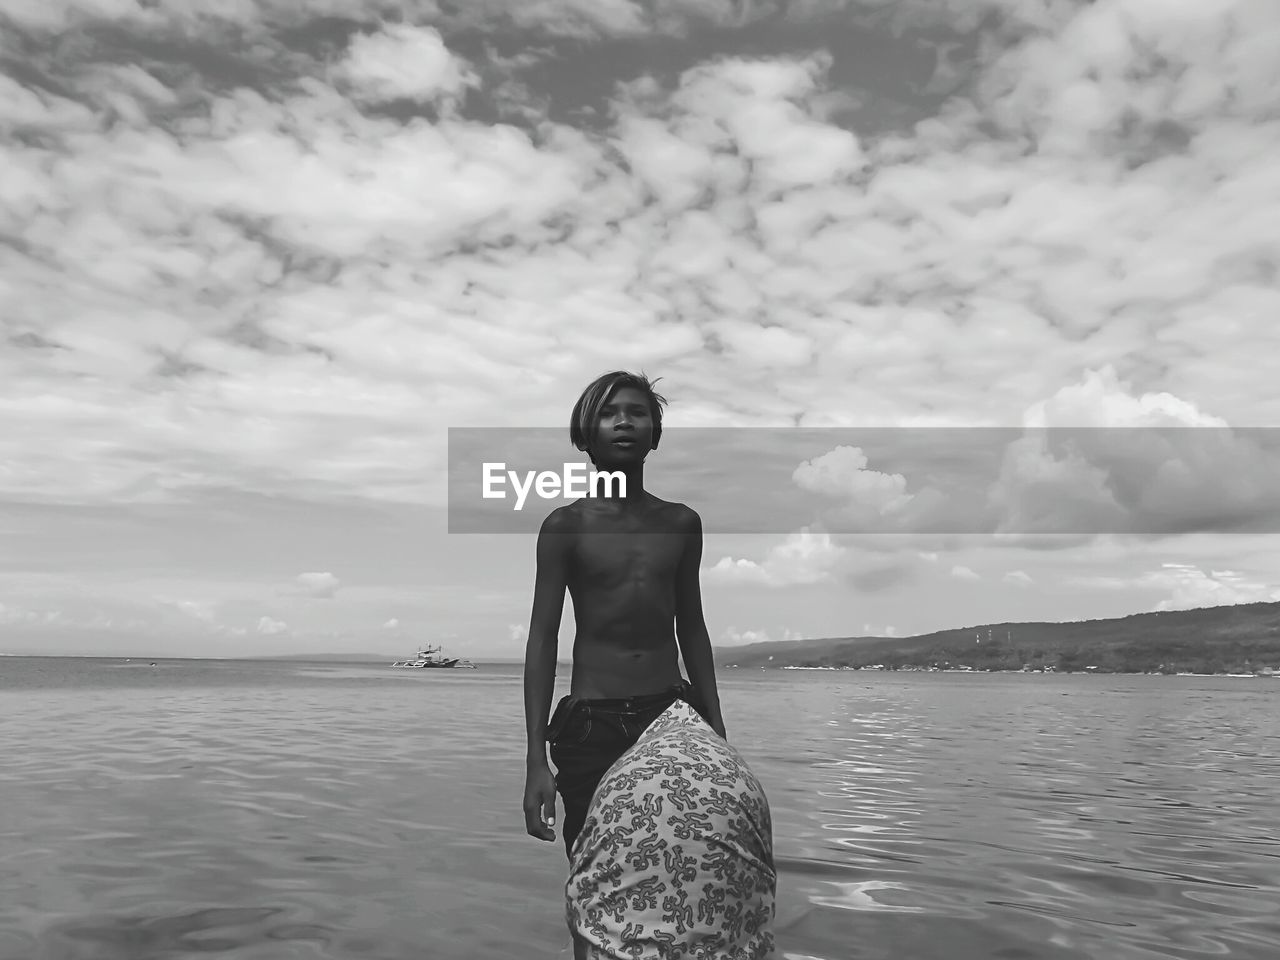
xmin=571 ymin=533 xmax=685 ymax=587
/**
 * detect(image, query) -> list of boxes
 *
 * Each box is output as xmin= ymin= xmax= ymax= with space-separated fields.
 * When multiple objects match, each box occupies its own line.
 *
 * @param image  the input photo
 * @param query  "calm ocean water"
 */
xmin=1 ymin=657 xmax=1278 ymax=960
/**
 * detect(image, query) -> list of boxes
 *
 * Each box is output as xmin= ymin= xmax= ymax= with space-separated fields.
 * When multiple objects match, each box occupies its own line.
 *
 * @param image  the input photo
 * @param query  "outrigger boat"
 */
xmin=391 ymin=645 xmax=461 ymax=669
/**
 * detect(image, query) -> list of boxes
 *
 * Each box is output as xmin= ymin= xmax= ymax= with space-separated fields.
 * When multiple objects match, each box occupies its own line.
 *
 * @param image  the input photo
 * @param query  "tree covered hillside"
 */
xmin=715 ymin=602 xmax=1280 ymax=674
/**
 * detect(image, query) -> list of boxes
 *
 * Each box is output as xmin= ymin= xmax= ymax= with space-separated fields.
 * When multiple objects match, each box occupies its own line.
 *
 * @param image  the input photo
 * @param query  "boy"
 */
xmin=522 ymin=371 xmax=726 ymax=862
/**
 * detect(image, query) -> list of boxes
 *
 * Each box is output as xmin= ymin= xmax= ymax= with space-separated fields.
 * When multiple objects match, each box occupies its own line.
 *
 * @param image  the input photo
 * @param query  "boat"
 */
xmin=391 ymin=645 xmax=461 ymax=669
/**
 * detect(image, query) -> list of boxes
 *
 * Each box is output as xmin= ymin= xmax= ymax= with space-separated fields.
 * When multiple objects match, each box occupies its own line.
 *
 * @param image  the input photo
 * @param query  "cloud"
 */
xmin=793 ymin=445 xmax=913 ymax=513
xmin=256 ymin=616 xmax=288 ymax=635
xmin=707 ymin=527 xmax=845 ymax=586
xmin=291 ymin=572 xmax=341 ymax=599
xmin=950 ymin=564 xmax=979 ymax=581
xmin=721 ymin=626 xmax=772 ymax=646
xmin=649 ymin=54 xmax=867 ymax=195
xmin=382 ymin=617 xmax=400 ymax=629
xmin=1150 ymin=565 xmax=1280 ymax=611
xmin=508 ymin=623 xmax=527 ymax=643
xmin=2 ymin=2 xmax=1278 ymax=512
xmin=1075 ymin=562 xmax=1280 ymax=612
xmin=989 ymin=368 xmax=1280 ymax=536
xmin=1002 ymin=570 xmax=1034 ymax=587
xmin=2 ymin=0 xmax=1279 ymax=656
xmin=0 ymin=591 xmax=230 ymax=639
xmin=1021 ymin=367 xmax=1228 ymax=431
xmin=338 ymin=25 xmax=478 ymax=106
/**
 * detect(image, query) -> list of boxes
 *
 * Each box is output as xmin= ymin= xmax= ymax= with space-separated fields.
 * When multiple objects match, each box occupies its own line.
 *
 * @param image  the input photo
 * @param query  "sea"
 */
xmin=1 ymin=657 xmax=1278 ymax=960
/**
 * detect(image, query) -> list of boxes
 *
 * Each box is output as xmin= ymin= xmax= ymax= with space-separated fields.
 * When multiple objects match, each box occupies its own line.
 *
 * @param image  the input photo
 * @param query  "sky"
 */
xmin=2 ymin=0 xmax=1279 ymax=658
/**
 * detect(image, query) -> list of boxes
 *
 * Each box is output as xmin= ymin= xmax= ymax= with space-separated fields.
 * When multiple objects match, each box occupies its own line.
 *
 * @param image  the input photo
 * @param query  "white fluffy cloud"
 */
xmin=990 ymin=368 xmax=1280 ymax=536
xmin=708 ymin=527 xmax=845 ymax=587
xmin=1150 ymin=565 xmax=1280 ymax=611
xmin=338 ymin=25 xmax=478 ymax=105
xmin=793 ymin=446 xmax=914 ymax=514
xmin=3 ymin=3 xmax=1279 ymax=507
xmin=765 ymin=368 xmax=1280 ymax=538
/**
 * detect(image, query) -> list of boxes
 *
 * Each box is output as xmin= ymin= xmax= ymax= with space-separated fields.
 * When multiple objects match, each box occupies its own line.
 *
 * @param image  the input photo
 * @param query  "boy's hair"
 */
xmin=570 ymin=371 xmax=668 ymax=461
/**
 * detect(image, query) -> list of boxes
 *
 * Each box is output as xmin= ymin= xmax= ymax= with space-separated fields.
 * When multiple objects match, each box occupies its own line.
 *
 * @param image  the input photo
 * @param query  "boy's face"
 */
xmin=592 ymin=385 xmax=654 ymax=467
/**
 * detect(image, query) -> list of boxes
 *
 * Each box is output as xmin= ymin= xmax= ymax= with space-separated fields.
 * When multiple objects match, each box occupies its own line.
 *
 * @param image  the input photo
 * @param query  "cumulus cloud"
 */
xmin=793 ymin=445 xmax=913 ymax=513
xmin=769 ymin=369 xmax=1280 ymax=538
xmin=1150 ymin=565 xmax=1280 ymax=611
xmin=707 ymin=527 xmax=845 ymax=587
xmin=950 ymin=565 xmax=980 ymax=581
xmin=338 ymin=25 xmax=478 ymax=105
xmin=990 ymin=368 xmax=1280 ymax=536
xmin=1003 ymin=570 xmax=1034 ymax=587
xmin=383 ymin=617 xmax=400 ymax=629
xmin=291 ymin=572 xmax=341 ymax=599
xmin=256 ymin=616 xmax=288 ymax=635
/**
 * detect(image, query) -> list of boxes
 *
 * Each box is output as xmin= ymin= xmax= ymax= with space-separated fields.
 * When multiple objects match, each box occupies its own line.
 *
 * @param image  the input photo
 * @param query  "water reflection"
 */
xmin=743 ymin=673 xmax=1280 ymax=960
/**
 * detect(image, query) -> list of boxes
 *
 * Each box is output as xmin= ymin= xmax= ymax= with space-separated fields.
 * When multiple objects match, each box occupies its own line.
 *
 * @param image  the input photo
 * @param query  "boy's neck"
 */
xmin=598 ymin=463 xmax=645 ymax=503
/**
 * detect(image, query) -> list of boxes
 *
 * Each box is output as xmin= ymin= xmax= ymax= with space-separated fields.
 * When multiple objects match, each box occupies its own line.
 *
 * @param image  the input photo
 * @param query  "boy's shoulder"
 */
xmin=537 ymin=498 xmax=702 ymax=535
xmin=655 ymin=496 xmax=700 ymax=524
xmin=538 ymin=503 xmax=583 ymax=535
xmin=642 ymin=495 xmax=701 ymax=535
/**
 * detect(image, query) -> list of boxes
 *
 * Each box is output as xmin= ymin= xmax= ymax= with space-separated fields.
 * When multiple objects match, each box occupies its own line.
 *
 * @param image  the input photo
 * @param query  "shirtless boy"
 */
xmin=522 ymin=370 xmax=726 ymax=860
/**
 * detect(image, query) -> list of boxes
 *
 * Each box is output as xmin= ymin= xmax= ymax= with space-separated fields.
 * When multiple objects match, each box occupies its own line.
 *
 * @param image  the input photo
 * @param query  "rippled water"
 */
xmin=1 ymin=658 xmax=1277 ymax=959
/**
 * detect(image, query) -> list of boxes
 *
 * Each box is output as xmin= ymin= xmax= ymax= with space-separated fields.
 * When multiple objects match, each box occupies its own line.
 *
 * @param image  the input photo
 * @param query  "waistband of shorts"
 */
xmin=574 ymin=679 xmax=691 ymax=712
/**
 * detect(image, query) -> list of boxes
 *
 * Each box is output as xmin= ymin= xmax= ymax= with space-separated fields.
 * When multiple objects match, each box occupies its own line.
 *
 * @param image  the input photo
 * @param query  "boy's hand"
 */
xmin=523 ymin=763 xmax=558 ymax=842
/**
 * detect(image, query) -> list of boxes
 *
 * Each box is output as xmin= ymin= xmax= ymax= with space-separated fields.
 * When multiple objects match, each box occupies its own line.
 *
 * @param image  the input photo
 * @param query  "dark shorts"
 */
xmin=546 ymin=679 xmax=706 ymax=858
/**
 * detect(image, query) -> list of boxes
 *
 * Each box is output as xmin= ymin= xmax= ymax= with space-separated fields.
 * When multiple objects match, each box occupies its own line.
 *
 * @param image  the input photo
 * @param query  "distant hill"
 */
xmin=714 ymin=601 xmax=1280 ymax=674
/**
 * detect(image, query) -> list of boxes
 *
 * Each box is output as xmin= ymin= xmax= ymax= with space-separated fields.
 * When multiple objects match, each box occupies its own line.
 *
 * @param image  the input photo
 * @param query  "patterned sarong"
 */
xmin=565 ymin=699 xmax=776 ymax=959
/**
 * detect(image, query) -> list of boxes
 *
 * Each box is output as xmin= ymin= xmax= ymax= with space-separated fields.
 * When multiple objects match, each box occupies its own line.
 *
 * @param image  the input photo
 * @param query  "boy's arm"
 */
xmin=675 ymin=508 xmax=726 ymax=739
xmin=522 ymin=510 xmax=572 ymax=842
xmin=524 ymin=510 xmax=571 ymax=765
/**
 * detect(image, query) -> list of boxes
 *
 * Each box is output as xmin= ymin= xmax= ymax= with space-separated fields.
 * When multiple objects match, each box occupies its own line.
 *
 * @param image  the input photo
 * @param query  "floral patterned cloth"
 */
xmin=565 ymin=699 xmax=776 ymax=959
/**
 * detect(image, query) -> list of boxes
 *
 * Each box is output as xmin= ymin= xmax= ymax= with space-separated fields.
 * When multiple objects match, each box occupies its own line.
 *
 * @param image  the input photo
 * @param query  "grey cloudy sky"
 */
xmin=2 ymin=0 xmax=1279 ymax=657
